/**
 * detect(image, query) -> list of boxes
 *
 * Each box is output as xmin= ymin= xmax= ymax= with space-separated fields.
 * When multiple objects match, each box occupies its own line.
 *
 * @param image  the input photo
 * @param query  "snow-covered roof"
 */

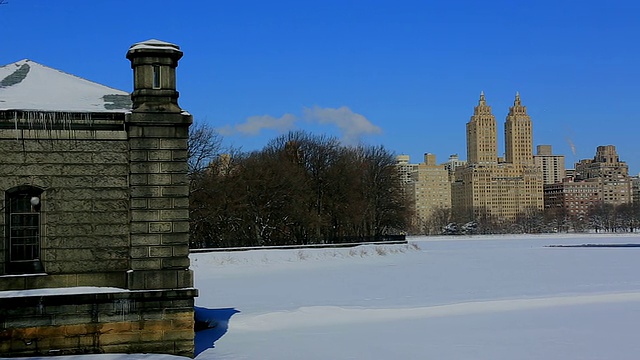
xmin=0 ymin=59 xmax=132 ymax=113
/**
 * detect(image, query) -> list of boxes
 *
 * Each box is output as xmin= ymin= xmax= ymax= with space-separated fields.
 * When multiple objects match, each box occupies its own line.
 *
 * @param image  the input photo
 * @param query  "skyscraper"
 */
xmin=466 ymin=91 xmax=497 ymax=165
xmin=452 ymin=92 xmax=544 ymax=222
xmin=505 ymin=92 xmax=533 ymax=165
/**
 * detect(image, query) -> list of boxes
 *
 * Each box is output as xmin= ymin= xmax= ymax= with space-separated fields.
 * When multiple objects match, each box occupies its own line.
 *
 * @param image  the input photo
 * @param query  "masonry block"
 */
xmin=149 ymin=246 xmax=173 ymax=258
xmin=149 ymin=222 xmax=172 ymax=233
xmin=131 ymin=234 xmax=161 ymax=246
xmin=161 ymin=161 xmax=188 ymax=173
xmin=130 ymin=162 xmax=160 ymax=174
xmin=172 ymin=149 xmax=188 ymax=161
xmin=148 ymin=173 xmax=173 ymax=185
xmin=148 ymin=197 xmax=172 ymax=209
xmin=131 ymin=209 xmax=159 ymax=222
xmin=172 ymin=245 xmax=190 ymax=257
xmin=130 ymin=222 xmax=149 ymax=234
xmin=160 ymin=185 xmax=189 ymax=197
xmin=129 ymin=138 xmax=160 ymax=150
xmin=131 ymin=185 xmax=161 ymax=197
xmin=130 ymin=258 xmax=161 ymax=271
xmin=130 ymin=198 xmax=148 ymax=209
xmin=159 ymin=138 xmax=188 ymax=149
xmin=172 ymin=221 xmax=189 ymax=233
xmin=176 ymin=269 xmax=194 ymax=288
xmin=159 ymin=209 xmax=189 ymax=221
xmin=161 ymin=232 xmax=189 ymax=245
xmin=162 ymin=257 xmax=191 ymax=270
xmin=148 ymin=150 xmax=173 ymax=161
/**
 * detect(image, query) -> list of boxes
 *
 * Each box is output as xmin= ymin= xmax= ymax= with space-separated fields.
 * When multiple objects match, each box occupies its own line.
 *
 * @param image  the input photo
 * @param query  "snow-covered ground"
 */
xmin=193 ymin=233 xmax=640 ymax=360
xmin=6 ymin=233 xmax=640 ymax=359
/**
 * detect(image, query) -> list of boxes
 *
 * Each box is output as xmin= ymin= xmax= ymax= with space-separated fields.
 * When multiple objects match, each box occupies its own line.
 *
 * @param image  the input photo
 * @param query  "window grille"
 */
xmin=6 ymin=187 xmax=43 ymax=274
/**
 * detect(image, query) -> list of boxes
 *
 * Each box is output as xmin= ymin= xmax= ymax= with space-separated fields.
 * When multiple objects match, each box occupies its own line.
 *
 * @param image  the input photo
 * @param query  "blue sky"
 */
xmin=2 ymin=0 xmax=639 ymax=173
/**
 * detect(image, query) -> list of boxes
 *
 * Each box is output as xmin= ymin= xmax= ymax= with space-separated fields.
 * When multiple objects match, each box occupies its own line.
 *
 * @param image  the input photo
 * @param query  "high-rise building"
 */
xmin=396 ymin=154 xmax=451 ymax=233
xmin=631 ymin=174 xmax=640 ymax=204
xmin=466 ymin=91 xmax=497 ymax=165
xmin=452 ymin=93 xmax=544 ymax=222
xmin=534 ymin=145 xmax=566 ymax=185
xmin=442 ymin=154 xmax=467 ymax=181
xmin=396 ymin=154 xmax=417 ymax=185
xmin=408 ymin=154 xmax=451 ymax=232
xmin=505 ymin=92 xmax=533 ymax=165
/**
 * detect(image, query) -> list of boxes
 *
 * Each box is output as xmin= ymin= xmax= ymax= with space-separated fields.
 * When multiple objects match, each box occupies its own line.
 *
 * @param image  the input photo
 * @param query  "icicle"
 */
xmin=37 ymin=297 xmax=44 ymax=315
xmin=114 ymin=298 xmax=133 ymax=321
xmin=13 ymin=111 xmax=18 ymax=140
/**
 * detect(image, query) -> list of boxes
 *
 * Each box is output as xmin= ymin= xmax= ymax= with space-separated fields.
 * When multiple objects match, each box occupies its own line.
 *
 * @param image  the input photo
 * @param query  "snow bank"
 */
xmin=190 ymin=243 xmax=421 ymax=269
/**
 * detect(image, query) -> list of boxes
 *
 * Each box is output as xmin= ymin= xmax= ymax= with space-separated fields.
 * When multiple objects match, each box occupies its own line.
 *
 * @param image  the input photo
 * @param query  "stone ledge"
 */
xmin=0 ymin=288 xmax=198 ymax=309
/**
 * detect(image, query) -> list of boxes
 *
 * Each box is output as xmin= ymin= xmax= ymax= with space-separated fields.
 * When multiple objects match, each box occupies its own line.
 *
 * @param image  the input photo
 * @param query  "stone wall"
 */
xmin=0 ymin=288 xmax=196 ymax=356
xmin=0 ymin=128 xmax=130 ymax=289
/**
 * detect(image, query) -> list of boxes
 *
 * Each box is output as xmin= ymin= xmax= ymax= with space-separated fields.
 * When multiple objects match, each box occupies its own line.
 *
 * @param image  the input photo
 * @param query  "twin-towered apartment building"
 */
xmin=398 ymin=92 xmax=633 ymax=232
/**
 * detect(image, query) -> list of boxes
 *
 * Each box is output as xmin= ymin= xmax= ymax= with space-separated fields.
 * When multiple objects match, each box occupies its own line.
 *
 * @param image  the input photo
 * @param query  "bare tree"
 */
xmin=425 ymin=206 xmax=451 ymax=235
xmin=189 ymin=151 xmax=246 ymax=248
xmin=188 ymin=130 xmax=410 ymax=248
xmin=188 ymin=121 xmax=223 ymax=176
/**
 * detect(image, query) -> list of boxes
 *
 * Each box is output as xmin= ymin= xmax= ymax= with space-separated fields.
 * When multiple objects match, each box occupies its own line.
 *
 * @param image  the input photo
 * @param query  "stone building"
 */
xmin=543 ymin=178 xmax=601 ymax=217
xmin=543 ymin=145 xmax=632 ymax=217
xmin=403 ymin=154 xmax=451 ymax=233
xmin=0 ymin=40 xmax=197 ymax=357
xmin=451 ymin=92 xmax=544 ymax=222
xmin=574 ymin=145 xmax=632 ymax=206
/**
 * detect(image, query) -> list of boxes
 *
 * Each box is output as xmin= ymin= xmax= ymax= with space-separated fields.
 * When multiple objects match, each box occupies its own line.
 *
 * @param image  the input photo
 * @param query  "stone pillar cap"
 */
xmin=127 ymin=39 xmax=182 ymax=60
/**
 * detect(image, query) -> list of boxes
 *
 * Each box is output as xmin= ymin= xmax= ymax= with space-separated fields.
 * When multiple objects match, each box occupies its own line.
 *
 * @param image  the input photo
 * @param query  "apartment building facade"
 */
xmin=534 ymin=145 xmax=566 ymax=185
xmin=543 ymin=179 xmax=602 ymax=217
xmin=574 ymin=145 xmax=632 ymax=206
xmin=396 ymin=154 xmax=451 ymax=233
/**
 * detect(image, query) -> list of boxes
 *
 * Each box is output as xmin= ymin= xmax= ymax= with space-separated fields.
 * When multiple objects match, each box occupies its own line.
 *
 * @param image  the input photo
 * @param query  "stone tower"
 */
xmin=125 ymin=39 xmax=194 ymax=292
xmin=466 ymin=91 xmax=497 ymax=165
xmin=504 ymin=92 xmax=533 ymax=166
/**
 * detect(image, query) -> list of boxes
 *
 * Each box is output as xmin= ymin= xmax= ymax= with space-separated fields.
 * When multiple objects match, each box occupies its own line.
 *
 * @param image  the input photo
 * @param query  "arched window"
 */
xmin=5 ymin=186 xmax=44 ymax=274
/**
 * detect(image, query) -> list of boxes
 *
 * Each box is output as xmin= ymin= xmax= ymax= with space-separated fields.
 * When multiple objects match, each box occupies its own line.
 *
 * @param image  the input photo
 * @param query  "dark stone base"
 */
xmin=0 ymin=288 xmax=197 ymax=357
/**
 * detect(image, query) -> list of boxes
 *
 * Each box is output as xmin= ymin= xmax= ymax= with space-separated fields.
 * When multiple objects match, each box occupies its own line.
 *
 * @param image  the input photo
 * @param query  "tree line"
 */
xmin=418 ymin=202 xmax=640 ymax=235
xmin=188 ymin=125 xmax=409 ymax=248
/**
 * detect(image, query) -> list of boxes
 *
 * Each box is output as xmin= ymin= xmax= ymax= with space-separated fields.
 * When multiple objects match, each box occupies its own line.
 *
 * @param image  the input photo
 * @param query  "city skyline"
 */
xmin=2 ymin=0 xmax=638 ymax=173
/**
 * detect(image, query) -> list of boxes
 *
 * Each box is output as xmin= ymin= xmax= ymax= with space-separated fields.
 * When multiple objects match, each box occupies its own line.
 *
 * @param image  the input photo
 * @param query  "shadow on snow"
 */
xmin=194 ymin=307 xmax=240 ymax=356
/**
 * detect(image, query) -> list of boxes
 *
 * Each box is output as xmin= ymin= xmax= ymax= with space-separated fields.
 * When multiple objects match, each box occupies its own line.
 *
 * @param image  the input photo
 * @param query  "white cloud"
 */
xmin=223 ymin=113 xmax=297 ymax=136
xmin=303 ymin=106 xmax=382 ymax=144
xmin=218 ymin=106 xmax=381 ymax=144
